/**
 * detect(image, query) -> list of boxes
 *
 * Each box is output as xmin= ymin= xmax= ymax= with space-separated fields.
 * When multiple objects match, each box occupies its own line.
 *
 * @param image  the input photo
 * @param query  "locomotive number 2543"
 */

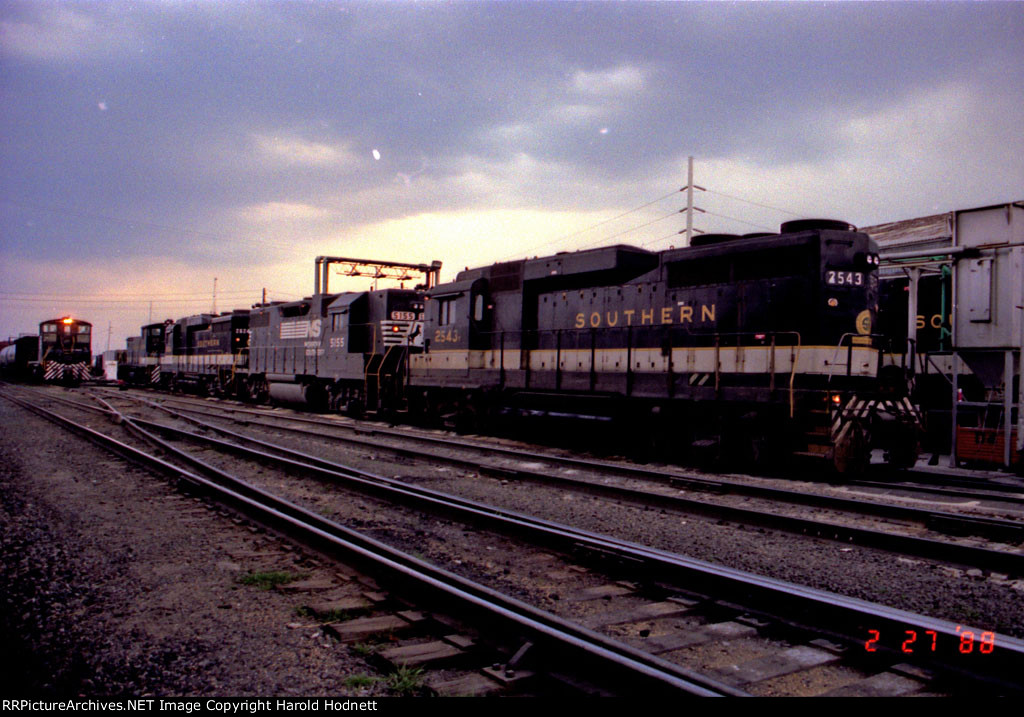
xmin=433 ymin=328 xmax=460 ymax=343
xmin=825 ymin=270 xmax=863 ymax=286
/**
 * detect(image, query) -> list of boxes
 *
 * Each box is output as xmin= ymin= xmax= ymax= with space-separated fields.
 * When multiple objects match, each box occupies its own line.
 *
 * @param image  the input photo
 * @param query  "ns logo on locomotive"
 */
xmin=113 ymin=219 xmax=921 ymax=476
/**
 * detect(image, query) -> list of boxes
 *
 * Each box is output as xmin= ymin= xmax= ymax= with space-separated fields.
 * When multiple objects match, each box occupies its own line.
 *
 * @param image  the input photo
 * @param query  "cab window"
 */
xmin=439 ymin=298 xmax=457 ymax=326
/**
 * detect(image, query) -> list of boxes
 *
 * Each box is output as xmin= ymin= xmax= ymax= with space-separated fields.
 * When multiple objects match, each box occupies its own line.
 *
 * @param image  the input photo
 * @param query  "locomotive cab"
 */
xmin=426 ymin=278 xmax=487 ymax=353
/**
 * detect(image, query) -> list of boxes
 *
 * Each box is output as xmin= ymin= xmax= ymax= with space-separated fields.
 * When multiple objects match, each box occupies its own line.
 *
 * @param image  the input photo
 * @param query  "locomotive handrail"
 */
xmin=924 ymin=352 xmax=954 ymax=387
xmin=826 ymin=333 xmax=887 ymax=384
xmin=363 ymin=322 xmax=378 ymax=403
xmin=789 ymin=334 xmax=801 ymax=419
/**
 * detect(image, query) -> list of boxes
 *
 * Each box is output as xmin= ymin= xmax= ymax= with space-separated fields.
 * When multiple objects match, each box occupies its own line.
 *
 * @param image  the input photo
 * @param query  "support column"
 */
xmin=1006 ymin=350 xmax=1014 ymax=468
xmin=907 ymin=267 xmax=920 ymax=368
xmin=951 ymin=352 xmax=959 ymax=468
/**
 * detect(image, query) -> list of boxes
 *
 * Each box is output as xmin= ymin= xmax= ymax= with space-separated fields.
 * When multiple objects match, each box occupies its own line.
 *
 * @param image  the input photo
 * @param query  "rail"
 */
xmin=99 ymin=394 xmax=1024 ymax=693
xmin=0 ymin=388 xmax=737 ymax=697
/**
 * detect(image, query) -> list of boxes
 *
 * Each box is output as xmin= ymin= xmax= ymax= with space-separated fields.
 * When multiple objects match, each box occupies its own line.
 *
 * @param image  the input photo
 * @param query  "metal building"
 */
xmin=863 ymin=201 xmax=1023 ymax=469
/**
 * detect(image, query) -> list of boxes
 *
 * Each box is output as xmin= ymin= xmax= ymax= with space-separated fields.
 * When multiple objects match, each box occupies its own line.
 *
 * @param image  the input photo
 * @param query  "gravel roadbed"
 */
xmin=0 ymin=399 xmax=385 ymax=696
xmin=225 ymin=415 xmax=1024 ymax=639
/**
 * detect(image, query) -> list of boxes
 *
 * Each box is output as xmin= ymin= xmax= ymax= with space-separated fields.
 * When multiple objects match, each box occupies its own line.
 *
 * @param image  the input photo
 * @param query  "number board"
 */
xmin=825 ymin=270 xmax=863 ymax=286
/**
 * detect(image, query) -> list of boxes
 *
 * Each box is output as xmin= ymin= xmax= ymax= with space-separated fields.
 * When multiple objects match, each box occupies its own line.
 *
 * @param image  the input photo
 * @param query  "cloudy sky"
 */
xmin=2 ymin=1 xmax=1022 ymax=350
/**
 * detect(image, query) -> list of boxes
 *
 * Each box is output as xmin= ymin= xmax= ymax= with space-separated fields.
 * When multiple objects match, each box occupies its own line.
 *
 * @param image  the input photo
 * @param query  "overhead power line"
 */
xmin=0 ymin=289 xmax=262 ymax=300
xmin=0 ymin=296 xmax=259 ymax=306
xmin=497 ymin=187 xmax=682 ymax=260
xmin=577 ymin=209 xmax=683 ymax=250
xmin=700 ymin=210 xmax=776 ymax=232
xmin=702 ymin=188 xmax=804 ymax=218
xmin=0 ymin=196 xmax=312 ymax=256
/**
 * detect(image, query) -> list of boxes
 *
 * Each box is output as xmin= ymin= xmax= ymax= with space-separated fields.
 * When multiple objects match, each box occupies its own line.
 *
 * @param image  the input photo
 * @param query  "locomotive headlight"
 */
xmin=832 ymin=394 xmax=842 ymax=406
xmin=827 ymin=298 xmax=838 ymax=308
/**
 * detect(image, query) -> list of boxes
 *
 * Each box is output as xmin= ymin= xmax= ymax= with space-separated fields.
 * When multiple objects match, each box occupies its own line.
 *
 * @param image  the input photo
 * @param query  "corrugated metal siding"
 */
xmin=862 ymin=212 xmax=952 ymax=248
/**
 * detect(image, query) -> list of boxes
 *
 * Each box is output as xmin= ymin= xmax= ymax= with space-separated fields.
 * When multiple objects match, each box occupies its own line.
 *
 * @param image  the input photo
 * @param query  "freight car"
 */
xmin=408 ymin=220 xmax=922 ymax=474
xmin=0 ymin=335 xmax=40 ymax=380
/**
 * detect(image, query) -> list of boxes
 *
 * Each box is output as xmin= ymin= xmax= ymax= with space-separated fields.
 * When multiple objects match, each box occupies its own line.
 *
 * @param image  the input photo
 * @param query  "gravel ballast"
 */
xmin=0 ymin=399 xmax=383 ymax=696
xmin=3 ymin=391 xmax=1023 ymax=697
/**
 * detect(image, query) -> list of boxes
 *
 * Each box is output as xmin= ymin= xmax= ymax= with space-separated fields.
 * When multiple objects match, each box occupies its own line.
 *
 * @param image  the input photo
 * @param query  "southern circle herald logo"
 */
xmin=856 ymin=310 xmax=872 ymax=335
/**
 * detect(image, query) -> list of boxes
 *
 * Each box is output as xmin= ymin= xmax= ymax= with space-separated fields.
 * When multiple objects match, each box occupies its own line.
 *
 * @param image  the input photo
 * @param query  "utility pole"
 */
xmin=686 ymin=156 xmax=694 ymax=245
xmin=213 ymin=277 xmax=218 ymax=314
xmin=148 ymin=301 xmax=153 ymax=324
xmin=681 ymin=156 xmax=706 ymax=247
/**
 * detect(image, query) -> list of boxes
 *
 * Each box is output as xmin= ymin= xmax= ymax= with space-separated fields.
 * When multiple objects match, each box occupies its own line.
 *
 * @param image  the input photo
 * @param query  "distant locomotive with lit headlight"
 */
xmin=1 ymin=317 xmax=92 ymax=384
xmin=36 ymin=317 xmax=93 ymax=384
xmin=408 ymin=219 xmax=922 ymax=473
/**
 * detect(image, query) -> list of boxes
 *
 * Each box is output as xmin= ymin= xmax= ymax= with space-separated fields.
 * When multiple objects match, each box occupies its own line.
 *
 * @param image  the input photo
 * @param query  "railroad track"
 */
xmin=93 ymin=388 xmax=1024 ymax=577
xmin=102 ymin=387 xmax=1024 ymax=501
xmin=0 ymin=384 xmax=739 ymax=697
xmin=7 ymin=384 xmax=1023 ymax=696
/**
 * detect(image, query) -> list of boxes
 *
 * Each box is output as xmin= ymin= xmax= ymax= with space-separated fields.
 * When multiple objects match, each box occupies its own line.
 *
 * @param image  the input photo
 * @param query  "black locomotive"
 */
xmin=120 ymin=321 xmax=169 ymax=386
xmin=246 ymin=287 xmax=424 ymax=412
xmin=408 ymin=219 xmax=920 ymax=472
xmin=40 ymin=317 xmax=94 ymax=383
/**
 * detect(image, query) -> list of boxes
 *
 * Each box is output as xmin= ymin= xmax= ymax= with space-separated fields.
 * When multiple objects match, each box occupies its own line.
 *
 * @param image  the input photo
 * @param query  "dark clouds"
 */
xmin=1 ymin=1 xmax=1022 ymax=263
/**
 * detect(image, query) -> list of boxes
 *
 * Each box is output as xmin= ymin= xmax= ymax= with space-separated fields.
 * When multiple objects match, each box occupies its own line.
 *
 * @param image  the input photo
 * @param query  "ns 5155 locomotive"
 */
xmin=408 ymin=219 xmax=922 ymax=473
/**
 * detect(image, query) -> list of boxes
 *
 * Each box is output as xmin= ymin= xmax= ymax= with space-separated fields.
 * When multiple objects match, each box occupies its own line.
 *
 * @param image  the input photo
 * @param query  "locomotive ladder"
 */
xmin=365 ymin=344 xmax=404 ymax=412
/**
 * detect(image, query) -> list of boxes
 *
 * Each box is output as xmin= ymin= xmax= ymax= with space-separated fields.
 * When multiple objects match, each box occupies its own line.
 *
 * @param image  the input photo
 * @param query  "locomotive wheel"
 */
xmin=453 ymin=403 xmax=476 ymax=434
xmin=345 ymin=398 xmax=364 ymax=419
xmin=833 ymin=422 xmax=869 ymax=476
xmin=884 ymin=434 xmax=920 ymax=470
xmin=249 ymin=377 xmax=269 ymax=404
